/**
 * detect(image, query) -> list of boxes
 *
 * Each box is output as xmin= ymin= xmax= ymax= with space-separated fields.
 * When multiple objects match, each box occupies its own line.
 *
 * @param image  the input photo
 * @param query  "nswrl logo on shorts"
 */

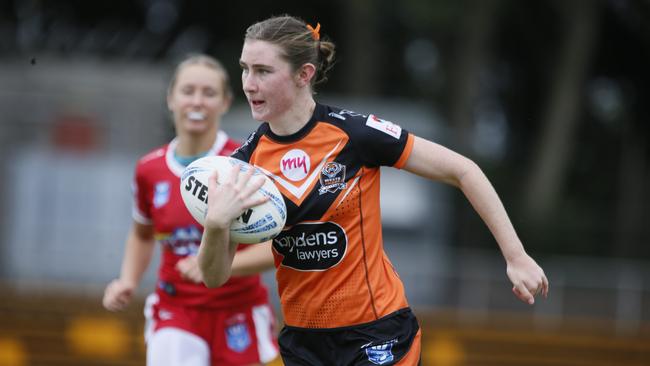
xmin=365 ymin=339 xmax=398 ymax=365
xmin=226 ymin=317 xmax=251 ymax=353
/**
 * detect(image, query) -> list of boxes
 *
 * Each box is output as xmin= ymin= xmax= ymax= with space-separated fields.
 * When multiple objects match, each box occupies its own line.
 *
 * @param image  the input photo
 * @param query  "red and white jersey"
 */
xmin=133 ymin=130 xmax=268 ymax=308
xmin=232 ymin=104 xmax=415 ymax=328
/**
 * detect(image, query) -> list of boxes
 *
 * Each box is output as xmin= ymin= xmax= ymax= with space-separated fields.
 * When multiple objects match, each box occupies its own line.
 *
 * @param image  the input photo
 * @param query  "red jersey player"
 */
xmin=103 ymin=54 xmax=279 ymax=366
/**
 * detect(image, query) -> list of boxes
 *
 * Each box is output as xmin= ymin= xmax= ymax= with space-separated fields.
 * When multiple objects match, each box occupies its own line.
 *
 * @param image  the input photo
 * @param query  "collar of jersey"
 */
xmin=263 ymin=103 xmax=329 ymax=143
xmin=165 ymin=130 xmax=229 ymax=177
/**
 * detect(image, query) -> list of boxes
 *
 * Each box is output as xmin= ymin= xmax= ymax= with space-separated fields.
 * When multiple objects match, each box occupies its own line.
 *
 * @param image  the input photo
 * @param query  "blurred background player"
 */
xmin=197 ymin=15 xmax=548 ymax=365
xmin=102 ymin=54 xmax=279 ymax=366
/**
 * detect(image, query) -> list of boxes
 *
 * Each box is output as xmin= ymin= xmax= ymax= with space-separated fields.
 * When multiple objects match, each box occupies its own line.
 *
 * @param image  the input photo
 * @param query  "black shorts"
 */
xmin=278 ymin=307 xmax=421 ymax=366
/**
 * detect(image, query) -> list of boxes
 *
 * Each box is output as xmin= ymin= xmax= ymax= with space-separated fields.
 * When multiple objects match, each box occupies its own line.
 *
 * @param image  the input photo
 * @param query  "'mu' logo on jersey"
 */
xmin=280 ymin=149 xmax=310 ymax=181
xmin=256 ymin=141 xmax=343 ymax=201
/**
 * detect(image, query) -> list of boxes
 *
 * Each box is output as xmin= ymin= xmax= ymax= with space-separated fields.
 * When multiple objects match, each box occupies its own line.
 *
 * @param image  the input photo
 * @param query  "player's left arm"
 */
xmin=402 ymin=135 xmax=549 ymax=305
xmin=177 ymin=241 xmax=275 ymax=283
xmin=231 ymin=241 xmax=275 ymax=277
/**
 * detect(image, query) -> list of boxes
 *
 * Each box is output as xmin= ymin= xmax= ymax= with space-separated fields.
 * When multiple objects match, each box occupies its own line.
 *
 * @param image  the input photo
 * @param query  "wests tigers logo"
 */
xmin=318 ymin=162 xmax=347 ymax=195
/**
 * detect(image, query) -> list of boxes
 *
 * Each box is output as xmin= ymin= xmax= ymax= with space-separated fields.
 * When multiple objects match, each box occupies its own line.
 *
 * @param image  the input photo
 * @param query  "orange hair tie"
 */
xmin=307 ymin=22 xmax=321 ymax=41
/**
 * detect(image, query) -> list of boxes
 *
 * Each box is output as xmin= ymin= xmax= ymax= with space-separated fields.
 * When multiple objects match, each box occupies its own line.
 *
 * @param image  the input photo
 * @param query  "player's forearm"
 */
xmin=231 ymin=242 xmax=275 ymax=277
xmin=457 ymin=163 xmax=526 ymax=261
xmin=198 ymin=227 xmax=237 ymax=287
xmin=404 ymin=137 xmax=526 ymax=260
xmin=119 ymin=229 xmax=155 ymax=288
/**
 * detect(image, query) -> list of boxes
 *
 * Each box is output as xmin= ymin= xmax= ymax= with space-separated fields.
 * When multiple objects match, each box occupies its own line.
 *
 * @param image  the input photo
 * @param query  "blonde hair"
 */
xmin=167 ymin=54 xmax=233 ymax=99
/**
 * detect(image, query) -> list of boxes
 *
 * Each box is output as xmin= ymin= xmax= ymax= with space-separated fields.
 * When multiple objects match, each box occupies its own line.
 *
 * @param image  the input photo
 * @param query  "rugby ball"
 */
xmin=180 ymin=156 xmax=286 ymax=244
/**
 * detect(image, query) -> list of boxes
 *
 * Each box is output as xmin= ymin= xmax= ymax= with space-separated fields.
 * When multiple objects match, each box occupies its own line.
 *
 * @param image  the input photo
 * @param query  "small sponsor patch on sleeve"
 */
xmin=365 ymin=114 xmax=402 ymax=139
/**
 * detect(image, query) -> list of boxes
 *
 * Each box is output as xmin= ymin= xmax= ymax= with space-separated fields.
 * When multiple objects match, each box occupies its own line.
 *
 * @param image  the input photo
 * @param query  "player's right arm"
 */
xmin=403 ymin=135 xmax=548 ymax=304
xmin=102 ymin=221 xmax=155 ymax=311
xmin=199 ymin=166 xmax=268 ymax=288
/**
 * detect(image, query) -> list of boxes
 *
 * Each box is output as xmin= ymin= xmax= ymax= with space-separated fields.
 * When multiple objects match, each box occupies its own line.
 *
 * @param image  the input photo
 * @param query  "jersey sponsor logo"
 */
xmin=365 ymin=114 xmax=402 ymax=139
xmin=280 ymin=149 xmax=310 ymax=181
xmin=158 ymin=225 xmax=202 ymax=256
xmin=273 ymin=222 xmax=347 ymax=271
xmin=318 ymin=162 xmax=347 ymax=195
xmin=365 ymin=339 xmax=398 ymax=365
xmin=153 ymin=181 xmax=171 ymax=208
xmin=256 ymin=141 xmax=342 ymax=199
xmin=225 ymin=314 xmax=251 ymax=353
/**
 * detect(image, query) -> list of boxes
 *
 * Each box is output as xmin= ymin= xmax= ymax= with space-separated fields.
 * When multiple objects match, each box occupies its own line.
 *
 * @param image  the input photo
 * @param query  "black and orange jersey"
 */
xmin=232 ymin=103 xmax=415 ymax=328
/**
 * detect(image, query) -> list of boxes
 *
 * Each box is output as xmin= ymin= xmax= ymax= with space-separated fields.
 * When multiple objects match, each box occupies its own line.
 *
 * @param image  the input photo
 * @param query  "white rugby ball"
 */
xmin=180 ymin=156 xmax=286 ymax=244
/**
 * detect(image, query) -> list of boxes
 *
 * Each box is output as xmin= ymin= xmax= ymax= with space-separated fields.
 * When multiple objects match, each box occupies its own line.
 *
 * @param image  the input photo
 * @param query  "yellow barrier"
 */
xmin=0 ymin=337 xmax=26 ymax=366
xmin=65 ymin=316 xmax=131 ymax=358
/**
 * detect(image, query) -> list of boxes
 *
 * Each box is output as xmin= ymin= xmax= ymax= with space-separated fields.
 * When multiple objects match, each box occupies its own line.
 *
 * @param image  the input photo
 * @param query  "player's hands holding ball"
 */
xmin=181 ymin=156 xmax=286 ymax=243
xmin=185 ymin=156 xmax=286 ymax=286
xmin=203 ymin=164 xmax=268 ymax=230
xmin=506 ymin=253 xmax=549 ymax=305
xmin=198 ymin=164 xmax=271 ymax=288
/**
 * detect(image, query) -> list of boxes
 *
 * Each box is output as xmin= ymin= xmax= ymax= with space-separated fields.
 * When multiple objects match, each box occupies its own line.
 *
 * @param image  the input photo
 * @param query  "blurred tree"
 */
xmin=522 ymin=0 xmax=600 ymax=222
xmin=342 ymin=0 xmax=380 ymax=94
xmin=447 ymin=0 xmax=502 ymax=153
xmin=615 ymin=120 xmax=647 ymax=257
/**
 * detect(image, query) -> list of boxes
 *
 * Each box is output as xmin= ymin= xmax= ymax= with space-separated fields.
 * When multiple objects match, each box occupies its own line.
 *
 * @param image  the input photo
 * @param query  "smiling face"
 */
xmin=239 ymin=40 xmax=306 ymax=124
xmin=167 ymin=63 xmax=231 ymax=137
